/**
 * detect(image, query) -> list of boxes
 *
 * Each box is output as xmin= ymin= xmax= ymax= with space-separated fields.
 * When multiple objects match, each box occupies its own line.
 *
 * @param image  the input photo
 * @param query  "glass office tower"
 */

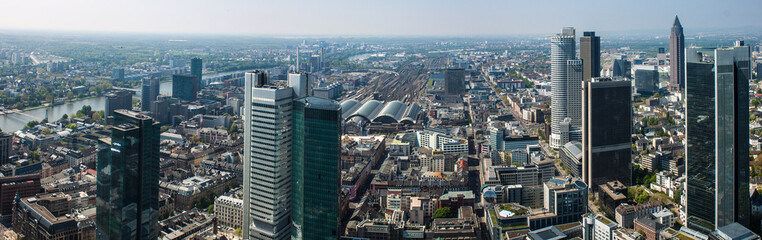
xmin=582 ymin=77 xmax=632 ymax=188
xmin=291 ymin=97 xmax=341 ymax=240
xmin=96 ymin=110 xmax=160 ymax=240
xmin=580 ymin=31 xmax=601 ymax=81
xmin=685 ymin=42 xmax=751 ymax=232
xmin=191 ymin=57 xmax=203 ymax=90
xmin=172 ymin=75 xmax=198 ymax=102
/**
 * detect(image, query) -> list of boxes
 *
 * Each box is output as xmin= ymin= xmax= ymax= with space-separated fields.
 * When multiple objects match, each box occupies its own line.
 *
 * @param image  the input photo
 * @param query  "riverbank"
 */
xmin=20 ymin=95 xmax=101 ymax=111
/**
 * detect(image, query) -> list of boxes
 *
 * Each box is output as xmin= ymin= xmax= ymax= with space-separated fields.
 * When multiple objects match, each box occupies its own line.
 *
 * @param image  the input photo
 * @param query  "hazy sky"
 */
xmin=1 ymin=0 xmax=760 ymax=37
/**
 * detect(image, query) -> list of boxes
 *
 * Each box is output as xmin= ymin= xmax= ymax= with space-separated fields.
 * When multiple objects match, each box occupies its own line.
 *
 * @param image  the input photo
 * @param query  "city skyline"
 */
xmin=1 ymin=0 xmax=761 ymax=37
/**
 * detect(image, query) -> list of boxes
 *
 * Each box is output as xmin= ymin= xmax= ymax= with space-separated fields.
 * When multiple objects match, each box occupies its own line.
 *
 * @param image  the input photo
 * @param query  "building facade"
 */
xmin=669 ymin=16 xmax=685 ymax=93
xmin=550 ymin=27 xmax=578 ymax=149
xmin=141 ymin=78 xmax=160 ymax=112
xmin=291 ymin=97 xmax=342 ymax=239
xmin=444 ymin=68 xmax=466 ymax=95
xmin=685 ymin=42 xmax=751 ymax=232
xmin=214 ymin=194 xmax=243 ymax=229
xmin=191 ymin=57 xmax=203 ymax=89
xmin=582 ymin=77 xmax=632 ymax=188
xmin=96 ymin=110 xmax=160 ymax=240
xmin=172 ymin=75 xmax=199 ymax=102
xmin=105 ymin=90 xmax=133 ymax=118
xmin=13 ymin=193 xmax=95 ymax=240
xmin=0 ymin=132 xmax=11 ymax=165
xmin=243 ymin=71 xmax=293 ymax=240
xmin=580 ymin=31 xmax=601 ymax=81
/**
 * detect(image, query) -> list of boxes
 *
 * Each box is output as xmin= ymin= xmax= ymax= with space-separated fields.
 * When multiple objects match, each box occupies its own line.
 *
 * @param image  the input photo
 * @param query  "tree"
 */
xmin=81 ymin=105 xmax=92 ymax=116
xmin=40 ymin=128 xmax=52 ymax=135
xmin=160 ymin=126 xmax=169 ymax=132
xmin=67 ymin=92 xmax=75 ymax=99
xmin=92 ymin=111 xmax=103 ymax=121
xmin=673 ymin=188 xmax=682 ymax=203
xmin=23 ymin=120 xmax=39 ymax=130
xmin=433 ymin=207 xmax=452 ymax=219
xmin=206 ymin=204 xmax=214 ymax=214
xmin=234 ymin=228 xmax=242 ymax=236
xmin=30 ymin=150 xmax=40 ymax=161
xmin=648 ymin=117 xmax=658 ymax=126
xmin=228 ymin=123 xmax=238 ymax=134
xmin=66 ymin=123 xmax=77 ymax=130
xmin=61 ymin=114 xmax=68 ymax=120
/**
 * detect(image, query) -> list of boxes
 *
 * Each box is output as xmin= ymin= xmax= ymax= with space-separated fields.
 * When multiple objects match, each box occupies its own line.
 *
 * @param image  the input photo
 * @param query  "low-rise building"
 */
xmin=425 ymin=206 xmax=480 ymax=239
xmin=615 ymin=201 xmax=663 ymax=229
xmin=158 ymin=209 xmax=215 ymax=240
xmin=214 ymin=188 xmax=243 ymax=229
xmin=634 ymin=215 xmax=665 ymax=240
xmin=12 ymin=193 xmax=95 ymax=240
xmin=583 ymin=214 xmax=619 ymax=240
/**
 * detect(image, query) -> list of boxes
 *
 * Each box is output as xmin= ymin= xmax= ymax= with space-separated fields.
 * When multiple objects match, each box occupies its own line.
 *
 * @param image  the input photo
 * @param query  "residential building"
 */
xmin=12 ymin=193 xmax=95 ymax=240
xmin=425 ymin=206 xmax=480 ymax=239
xmin=615 ymin=202 xmax=664 ymax=228
xmin=634 ymin=215 xmax=665 ymax=240
xmin=214 ymin=191 xmax=243 ymax=229
xmin=0 ymin=174 xmax=41 ymax=216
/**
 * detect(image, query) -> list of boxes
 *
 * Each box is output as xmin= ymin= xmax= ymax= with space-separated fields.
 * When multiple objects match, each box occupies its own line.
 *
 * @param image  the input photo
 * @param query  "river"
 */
xmin=0 ymin=81 xmax=174 ymax=133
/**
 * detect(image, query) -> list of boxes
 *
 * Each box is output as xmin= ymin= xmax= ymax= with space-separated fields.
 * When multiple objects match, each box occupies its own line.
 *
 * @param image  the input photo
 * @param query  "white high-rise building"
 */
xmin=243 ymin=71 xmax=294 ymax=240
xmin=550 ymin=27 xmax=578 ymax=149
xmin=288 ymin=72 xmax=310 ymax=98
xmin=566 ymin=59 xmax=583 ymax=128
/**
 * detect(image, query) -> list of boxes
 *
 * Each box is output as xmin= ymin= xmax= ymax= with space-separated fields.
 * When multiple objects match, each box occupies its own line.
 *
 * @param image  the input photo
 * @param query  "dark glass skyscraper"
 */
xmin=580 ymin=31 xmax=600 ymax=81
xmin=669 ymin=16 xmax=685 ymax=93
xmin=612 ymin=55 xmax=631 ymax=79
xmin=191 ymin=57 xmax=203 ymax=90
xmin=172 ymin=74 xmax=198 ymax=102
xmin=582 ymin=77 xmax=632 ymax=188
xmin=291 ymin=97 xmax=341 ymax=240
xmin=96 ymin=110 xmax=160 ymax=240
xmin=141 ymin=78 xmax=160 ymax=112
xmin=444 ymin=68 xmax=466 ymax=95
xmin=685 ymin=42 xmax=751 ymax=232
xmin=105 ymin=89 xmax=133 ymax=118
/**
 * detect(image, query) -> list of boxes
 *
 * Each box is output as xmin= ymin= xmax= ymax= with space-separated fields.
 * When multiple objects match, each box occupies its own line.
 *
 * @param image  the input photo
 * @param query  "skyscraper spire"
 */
xmin=673 ymin=15 xmax=682 ymax=27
